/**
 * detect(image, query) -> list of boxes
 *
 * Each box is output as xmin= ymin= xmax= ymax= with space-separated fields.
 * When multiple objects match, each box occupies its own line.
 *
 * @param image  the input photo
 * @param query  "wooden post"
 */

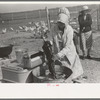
xmin=25 ymin=12 xmax=27 ymax=23
xmin=11 ymin=13 xmax=13 ymax=21
xmin=45 ymin=7 xmax=50 ymax=31
xmin=11 ymin=13 xmax=13 ymax=28
xmin=97 ymin=5 xmax=100 ymax=31
xmin=39 ymin=9 xmax=41 ymax=21
xmin=97 ymin=9 xmax=99 ymax=30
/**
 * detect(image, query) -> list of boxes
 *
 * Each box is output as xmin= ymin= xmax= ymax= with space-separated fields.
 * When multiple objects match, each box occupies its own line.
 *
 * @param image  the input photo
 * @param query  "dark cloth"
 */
xmin=78 ymin=13 xmax=92 ymax=33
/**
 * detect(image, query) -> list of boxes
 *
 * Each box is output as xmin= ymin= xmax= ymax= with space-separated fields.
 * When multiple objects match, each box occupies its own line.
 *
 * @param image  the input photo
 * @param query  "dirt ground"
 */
xmin=0 ymin=30 xmax=100 ymax=83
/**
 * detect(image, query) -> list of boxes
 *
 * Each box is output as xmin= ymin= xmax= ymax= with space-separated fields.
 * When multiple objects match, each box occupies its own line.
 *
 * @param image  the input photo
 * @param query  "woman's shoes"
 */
xmin=87 ymin=55 xmax=92 ymax=59
xmin=81 ymin=55 xmax=85 ymax=60
xmin=81 ymin=55 xmax=92 ymax=60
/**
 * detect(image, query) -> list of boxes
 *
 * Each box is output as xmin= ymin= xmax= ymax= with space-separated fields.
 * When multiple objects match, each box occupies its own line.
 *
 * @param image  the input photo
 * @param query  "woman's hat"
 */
xmin=58 ymin=13 xmax=69 ymax=24
xmin=58 ymin=7 xmax=70 ymax=24
xmin=81 ymin=6 xmax=91 ymax=12
xmin=59 ymin=7 xmax=70 ymax=19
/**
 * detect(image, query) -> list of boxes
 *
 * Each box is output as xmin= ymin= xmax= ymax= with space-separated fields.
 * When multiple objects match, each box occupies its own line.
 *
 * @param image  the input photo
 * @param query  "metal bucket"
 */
xmin=15 ymin=48 xmax=28 ymax=64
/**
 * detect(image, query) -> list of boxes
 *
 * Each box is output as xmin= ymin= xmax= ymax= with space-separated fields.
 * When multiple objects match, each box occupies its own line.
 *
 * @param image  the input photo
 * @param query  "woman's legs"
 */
xmin=85 ymin=31 xmax=93 ymax=59
xmin=80 ymin=33 xmax=86 ymax=59
xmin=87 ymin=48 xmax=92 ymax=59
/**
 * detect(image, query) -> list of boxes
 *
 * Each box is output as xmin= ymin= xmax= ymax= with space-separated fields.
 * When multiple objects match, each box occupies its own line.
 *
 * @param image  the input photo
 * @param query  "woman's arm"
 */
xmin=80 ymin=14 xmax=92 ymax=27
xmin=57 ymin=27 xmax=74 ymax=58
xmin=50 ymin=24 xmax=60 ymax=53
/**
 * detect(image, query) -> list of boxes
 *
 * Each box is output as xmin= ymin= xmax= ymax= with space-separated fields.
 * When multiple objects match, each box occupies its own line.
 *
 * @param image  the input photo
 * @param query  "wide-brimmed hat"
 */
xmin=81 ymin=6 xmax=91 ymax=12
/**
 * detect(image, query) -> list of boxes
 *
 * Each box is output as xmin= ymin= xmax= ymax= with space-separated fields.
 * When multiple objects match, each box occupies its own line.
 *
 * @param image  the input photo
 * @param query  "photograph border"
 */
xmin=0 ymin=0 xmax=100 ymax=99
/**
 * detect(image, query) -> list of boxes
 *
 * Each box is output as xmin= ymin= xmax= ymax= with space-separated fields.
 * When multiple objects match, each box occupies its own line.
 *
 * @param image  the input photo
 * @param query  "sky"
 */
xmin=0 ymin=1 xmax=95 ymax=13
xmin=0 ymin=2 xmax=88 ymax=13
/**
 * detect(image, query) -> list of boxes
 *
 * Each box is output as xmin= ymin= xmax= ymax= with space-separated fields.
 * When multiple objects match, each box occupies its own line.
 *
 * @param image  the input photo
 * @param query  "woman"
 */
xmin=78 ymin=6 xmax=92 ymax=59
xmin=51 ymin=7 xmax=83 ymax=82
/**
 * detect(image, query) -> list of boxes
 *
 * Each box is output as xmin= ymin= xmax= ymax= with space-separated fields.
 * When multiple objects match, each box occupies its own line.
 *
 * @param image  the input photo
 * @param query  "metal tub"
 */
xmin=0 ymin=44 xmax=13 ymax=57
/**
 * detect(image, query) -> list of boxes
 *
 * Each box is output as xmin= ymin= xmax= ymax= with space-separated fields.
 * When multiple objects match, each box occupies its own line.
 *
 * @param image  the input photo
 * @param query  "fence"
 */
xmin=0 ymin=4 xmax=99 ymax=31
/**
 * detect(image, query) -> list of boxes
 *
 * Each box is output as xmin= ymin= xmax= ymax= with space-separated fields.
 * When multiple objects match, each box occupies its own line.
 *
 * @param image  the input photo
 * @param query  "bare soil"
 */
xmin=0 ymin=31 xmax=100 ymax=83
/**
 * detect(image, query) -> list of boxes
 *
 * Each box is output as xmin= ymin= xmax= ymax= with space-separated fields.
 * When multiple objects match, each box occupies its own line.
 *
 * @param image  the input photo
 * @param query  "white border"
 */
xmin=0 ymin=84 xmax=100 ymax=98
xmin=0 ymin=1 xmax=100 ymax=98
xmin=0 ymin=1 xmax=99 ymax=4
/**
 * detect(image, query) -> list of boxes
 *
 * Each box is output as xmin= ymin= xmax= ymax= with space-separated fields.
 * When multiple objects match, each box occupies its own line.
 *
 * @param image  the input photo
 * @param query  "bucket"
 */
xmin=15 ymin=48 xmax=28 ymax=64
xmin=55 ymin=60 xmax=72 ymax=79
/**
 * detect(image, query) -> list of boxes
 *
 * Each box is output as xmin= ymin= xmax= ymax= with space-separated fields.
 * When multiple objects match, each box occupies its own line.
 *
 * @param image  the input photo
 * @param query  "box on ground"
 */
xmin=1 ymin=64 xmax=33 ymax=83
xmin=1 ymin=61 xmax=46 ymax=83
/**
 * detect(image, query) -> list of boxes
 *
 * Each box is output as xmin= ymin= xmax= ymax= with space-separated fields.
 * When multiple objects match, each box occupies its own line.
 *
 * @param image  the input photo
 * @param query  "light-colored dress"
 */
xmin=51 ymin=23 xmax=83 ymax=79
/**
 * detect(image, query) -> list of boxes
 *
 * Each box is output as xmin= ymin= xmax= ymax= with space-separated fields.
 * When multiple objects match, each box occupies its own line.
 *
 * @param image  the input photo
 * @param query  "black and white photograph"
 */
xmin=0 ymin=1 xmax=100 ymax=84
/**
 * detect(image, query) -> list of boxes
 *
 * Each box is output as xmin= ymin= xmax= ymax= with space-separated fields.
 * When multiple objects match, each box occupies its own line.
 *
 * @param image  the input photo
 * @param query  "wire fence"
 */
xmin=0 ymin=4 xmax=99 ymax=31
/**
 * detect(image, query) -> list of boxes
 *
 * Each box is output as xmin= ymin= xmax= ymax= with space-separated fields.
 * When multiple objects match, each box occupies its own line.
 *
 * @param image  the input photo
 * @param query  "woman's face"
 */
xmin=57 ymin=21 xmax=65 ymax=34
xmin=82 ymin=10 xmax=88 ymax=15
